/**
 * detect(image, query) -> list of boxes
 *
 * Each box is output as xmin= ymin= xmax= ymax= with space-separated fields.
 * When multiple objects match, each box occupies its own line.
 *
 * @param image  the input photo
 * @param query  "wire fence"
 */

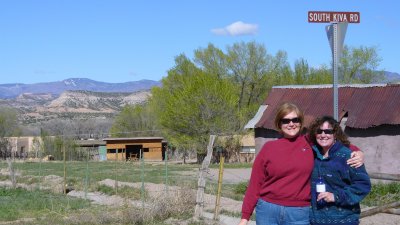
xmin=0 ymin=150 xmax=249 ymax=223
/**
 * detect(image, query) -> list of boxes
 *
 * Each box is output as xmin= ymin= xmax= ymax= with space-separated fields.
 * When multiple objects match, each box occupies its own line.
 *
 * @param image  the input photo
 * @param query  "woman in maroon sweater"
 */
xmin=238 ymin=103 xmax=363 ymax=225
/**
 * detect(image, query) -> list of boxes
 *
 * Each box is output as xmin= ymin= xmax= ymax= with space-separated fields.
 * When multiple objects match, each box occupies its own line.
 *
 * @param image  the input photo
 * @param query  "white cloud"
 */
xmin=211 ymin=21 xmax=258 ymax=36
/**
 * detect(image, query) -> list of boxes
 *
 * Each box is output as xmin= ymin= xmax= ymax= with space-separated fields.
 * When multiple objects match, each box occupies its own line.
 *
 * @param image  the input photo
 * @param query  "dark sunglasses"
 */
xmin=316 ymin=129 xmax=334 ymax=134
xmin=280 ymin=117 xmax=301 ymax=124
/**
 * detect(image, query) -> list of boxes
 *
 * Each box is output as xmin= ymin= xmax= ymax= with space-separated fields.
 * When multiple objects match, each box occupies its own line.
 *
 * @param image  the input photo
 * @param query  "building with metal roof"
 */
xmin=245 ymin=84 xmax=400 ymax=174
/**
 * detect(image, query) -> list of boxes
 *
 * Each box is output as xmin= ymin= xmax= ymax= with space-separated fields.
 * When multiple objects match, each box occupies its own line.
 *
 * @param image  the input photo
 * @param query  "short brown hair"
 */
xmin=309 ymin=115 xmax=350 ymax=146
xmin=274 ymin=102 xmax=304 ymax=133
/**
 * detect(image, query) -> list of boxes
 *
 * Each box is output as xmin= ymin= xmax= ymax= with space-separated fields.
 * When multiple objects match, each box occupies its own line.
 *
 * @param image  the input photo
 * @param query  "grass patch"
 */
xmin=202 ymin=180 xmax=248 ymax=201
xmin=0 ymin=174 xmax=9 ymax=181
xmin=96 ymin=184 xmax=146 ymax=200
xmin=209 ymin=162 xmax=252 ymax=169
xmin=0 ymin=187 xmax=91 ymax=222
xmin=95 ymin=184 xmax=114 ymax=195
xmin=234 ymin=181 xmax=248 ymax=195
xmin=362 ymin=181 xmax=400 ymax=206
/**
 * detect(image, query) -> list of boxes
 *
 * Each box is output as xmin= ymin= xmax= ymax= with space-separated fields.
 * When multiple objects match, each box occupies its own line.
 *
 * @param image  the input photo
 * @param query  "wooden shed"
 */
xmin=102 ymin=137 xmax=166 ymax=161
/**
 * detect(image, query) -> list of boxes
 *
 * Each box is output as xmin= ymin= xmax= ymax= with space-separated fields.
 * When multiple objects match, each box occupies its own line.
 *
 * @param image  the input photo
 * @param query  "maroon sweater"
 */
xmin=241 ymin=135 xmax=314 ymax=220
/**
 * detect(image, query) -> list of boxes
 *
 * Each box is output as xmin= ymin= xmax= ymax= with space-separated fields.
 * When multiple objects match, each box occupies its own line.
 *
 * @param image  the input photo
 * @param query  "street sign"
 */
xmin=308 ymin=11 xmax=360 ymax=23
xmin=326 ymin=23 xmax=348 ymax=58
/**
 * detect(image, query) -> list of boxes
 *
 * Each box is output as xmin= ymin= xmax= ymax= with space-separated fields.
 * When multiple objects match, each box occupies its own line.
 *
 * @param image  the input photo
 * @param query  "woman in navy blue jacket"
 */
xmin=308 ymin=116 xmax=371 ymax=225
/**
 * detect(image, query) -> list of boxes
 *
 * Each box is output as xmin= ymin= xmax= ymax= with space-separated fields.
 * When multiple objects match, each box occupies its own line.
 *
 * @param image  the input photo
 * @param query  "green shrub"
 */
xmin=362 ymin=181 xmax=400 ymax=206
xmin=235 ymin=181 xmax=248 ymax=195
xmin=95 ymin=184 xmax=114 ymax=195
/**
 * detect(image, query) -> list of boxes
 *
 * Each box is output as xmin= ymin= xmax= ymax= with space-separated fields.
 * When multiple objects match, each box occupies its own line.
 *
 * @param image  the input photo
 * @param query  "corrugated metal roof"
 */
xmin=254 ymin=84 xmax=400 ymax=130
xmin=75 ymin=139 xmax=106 ymax=147
xmin=244 ymin=105 xmax=268 ymax=129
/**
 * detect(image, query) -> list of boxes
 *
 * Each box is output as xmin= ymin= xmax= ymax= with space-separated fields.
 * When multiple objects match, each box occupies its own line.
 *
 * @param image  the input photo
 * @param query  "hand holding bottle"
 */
xmin=317 ymin=192 xmax=335 ymax=202
xmin=316 ymin=176 xmax=326 ymax=205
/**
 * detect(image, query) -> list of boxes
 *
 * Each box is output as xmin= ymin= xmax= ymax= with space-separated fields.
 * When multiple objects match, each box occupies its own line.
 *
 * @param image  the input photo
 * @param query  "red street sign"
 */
xmin=308 ymin=11 xmax=360 ymax=23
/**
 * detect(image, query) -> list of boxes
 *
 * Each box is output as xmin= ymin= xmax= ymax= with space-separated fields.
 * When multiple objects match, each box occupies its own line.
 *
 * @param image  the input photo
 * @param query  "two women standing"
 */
xmin=238 ymin=103 xmax=369 ymax=225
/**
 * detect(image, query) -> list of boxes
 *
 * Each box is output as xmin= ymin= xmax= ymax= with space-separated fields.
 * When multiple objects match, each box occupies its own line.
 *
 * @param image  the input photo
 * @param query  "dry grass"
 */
xmin=61 ymin=187 xmax=215 ymax=225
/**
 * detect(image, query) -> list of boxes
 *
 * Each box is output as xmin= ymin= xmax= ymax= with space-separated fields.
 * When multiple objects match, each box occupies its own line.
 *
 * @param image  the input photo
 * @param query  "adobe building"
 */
xmin=245 ymin=84 xmax=400 ymax=175
xmin=5 ymin=136 xmax=42 ymax=158
xmin=103 ymin=137 xmax=166 ymax=161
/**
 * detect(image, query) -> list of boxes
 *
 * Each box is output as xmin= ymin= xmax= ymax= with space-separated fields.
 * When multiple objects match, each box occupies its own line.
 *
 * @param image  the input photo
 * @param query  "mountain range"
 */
xmin=0 ymin=78 xmax=160 ymax=99
xmin=384 ymin=71 xmax=400 ymax=83
xmin=0 ymin=78 xmax=160 ymax=124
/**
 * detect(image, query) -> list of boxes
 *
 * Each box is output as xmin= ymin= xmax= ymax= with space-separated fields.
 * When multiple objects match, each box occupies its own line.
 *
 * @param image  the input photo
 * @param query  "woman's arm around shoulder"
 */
xmin=347 ymin=144 xmax=364 ymax=168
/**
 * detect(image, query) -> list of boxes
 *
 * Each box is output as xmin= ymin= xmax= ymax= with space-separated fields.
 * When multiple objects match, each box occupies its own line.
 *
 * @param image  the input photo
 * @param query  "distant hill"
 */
xmin=0 ymin=78 xmax=160 ymax=124
xmin=0 ymin=90 xmax=152 ymax=124
xmin=384 ymin=71 xmax=400 ymax=83
xmin=0 ymin=78 xmax=161 ymax=99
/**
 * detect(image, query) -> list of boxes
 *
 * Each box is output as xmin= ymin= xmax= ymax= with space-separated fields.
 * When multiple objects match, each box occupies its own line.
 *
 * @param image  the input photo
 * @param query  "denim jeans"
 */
xmin=255 ymin=199 xmax=310 ymax=225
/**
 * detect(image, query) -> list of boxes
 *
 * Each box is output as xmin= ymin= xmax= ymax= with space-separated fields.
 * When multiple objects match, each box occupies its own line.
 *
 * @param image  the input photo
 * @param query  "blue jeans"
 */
xmin=255 ymin=199 xmax=310 ymax=225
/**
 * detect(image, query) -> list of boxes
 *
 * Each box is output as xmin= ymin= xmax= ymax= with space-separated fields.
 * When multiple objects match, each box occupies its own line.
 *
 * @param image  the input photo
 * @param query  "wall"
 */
xmin=346 ymin=125 xmax=400 ymax=175
xmin=142 ymin=142 xmax=162 ymax=161
xmin=7 ymin=136 xmax=41 ymax=158
xmin=254 ymin=128 xmax=281 ymax=154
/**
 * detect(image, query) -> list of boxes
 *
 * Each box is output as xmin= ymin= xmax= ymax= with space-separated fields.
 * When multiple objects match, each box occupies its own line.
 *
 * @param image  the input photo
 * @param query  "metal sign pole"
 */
xmin=326 ymin=22 xmax=347 ymax=120
xmin=333 ymin=23 xmax=339 ymax=120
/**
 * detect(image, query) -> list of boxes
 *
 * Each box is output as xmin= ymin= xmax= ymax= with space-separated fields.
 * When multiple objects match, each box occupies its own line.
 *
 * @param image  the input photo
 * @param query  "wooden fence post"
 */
xmin=214 ymin=154 xmax=224 ymax=220
xmin=194 ymin=135 xmax=216 ymax=219
xmin=361 ymin=201 xmax=400 ymax=218
xmin=368 ymin=173 xmax=400 ymax=181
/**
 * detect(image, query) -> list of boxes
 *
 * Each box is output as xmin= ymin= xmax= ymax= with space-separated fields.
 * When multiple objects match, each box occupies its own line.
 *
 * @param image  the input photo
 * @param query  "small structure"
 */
xmin=75 ymin=139 xmax=106 ymax=161
xmin=103 ymin=137 xmax=166 ymax=161
xmin=239 ymin=134 xmax=256 ymax=162
xmin=245 ymin=84 xmax=400 ymax=174
xmin=4 ymin=136 xmax=42 ymax=159
xmin=215 ymin=134 xmax=256 ymax=163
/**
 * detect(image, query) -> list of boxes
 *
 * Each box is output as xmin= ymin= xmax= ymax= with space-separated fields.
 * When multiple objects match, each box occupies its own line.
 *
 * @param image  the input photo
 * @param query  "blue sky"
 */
xmin=1 ymin=0 xmax=399 ymax=84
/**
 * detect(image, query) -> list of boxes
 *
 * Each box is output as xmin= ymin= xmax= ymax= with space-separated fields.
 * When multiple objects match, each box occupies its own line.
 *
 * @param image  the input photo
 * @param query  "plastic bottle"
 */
xmin=316 ymin=176 xmax=326 ymax=206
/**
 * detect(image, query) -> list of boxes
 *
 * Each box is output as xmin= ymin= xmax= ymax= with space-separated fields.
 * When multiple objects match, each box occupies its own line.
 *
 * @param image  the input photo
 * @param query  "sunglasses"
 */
xmin=316 ymin=129 xmax=334 ymax=135
xmin=280 ymin=117 xmax=301 ymax=124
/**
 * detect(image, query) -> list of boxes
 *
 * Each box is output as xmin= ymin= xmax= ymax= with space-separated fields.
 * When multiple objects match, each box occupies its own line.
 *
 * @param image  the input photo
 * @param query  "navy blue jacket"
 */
xmin=310 ymin=141 xmax=371 ymax=225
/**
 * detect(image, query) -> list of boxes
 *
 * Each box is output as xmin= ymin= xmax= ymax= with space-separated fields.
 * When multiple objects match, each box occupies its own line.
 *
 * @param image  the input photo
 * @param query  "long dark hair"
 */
xmin=309 ymin=115 xmax=350 ymax=146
